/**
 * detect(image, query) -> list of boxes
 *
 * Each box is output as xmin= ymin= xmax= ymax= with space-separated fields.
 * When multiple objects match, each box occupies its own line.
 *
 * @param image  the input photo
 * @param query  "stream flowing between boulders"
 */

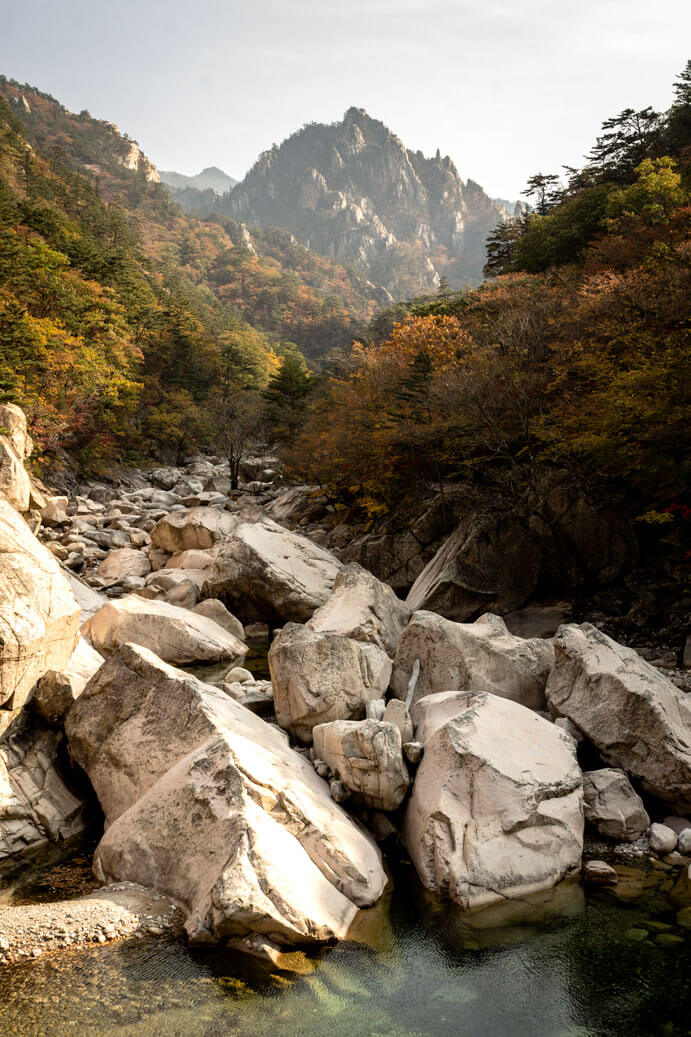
xmin=1 ymin=849 xmax=690 ymax=1036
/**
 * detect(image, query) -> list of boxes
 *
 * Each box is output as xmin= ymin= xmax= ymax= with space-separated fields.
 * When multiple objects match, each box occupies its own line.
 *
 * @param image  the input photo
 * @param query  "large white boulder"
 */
xmin=582 ymin=768 xmax=650 ymax=841
xmin=0 ymin=403 xmax=31 ymax=461
xmin=34 ymin=638 xmax=104 ymax=724
xmin=166 ymin=549 xmax=215 ymax=570
xmin=313 ymin=719 xmax=410 ymax=811
xmin=308 ymin=563 xmax=411 ymax=657
xmin=0 ymin=436 xmax=31 ymax=513
xmin=204 ymin=516 xmax=342 ymax=623
xmin=150 ymin=507 xmax=234 ymax=554
xmin=268 ymin=624 xmax=391 ymax=743
xmin=391 ymin=611 xmax=554 ymax=711
xmin=83 ymin=594 xmax=247 ymax=666
xmin=403 ymin=690 xmax=583 ymax=910
xmin=0 ymin=499 xmax=80 ymax=711
xmin=546 ymin=624 xmax=691 ymax=813
xmin=97 ymin=547 xmax=151 ymax=586
xmin=66 ymin=644 xmax=386 ymax=946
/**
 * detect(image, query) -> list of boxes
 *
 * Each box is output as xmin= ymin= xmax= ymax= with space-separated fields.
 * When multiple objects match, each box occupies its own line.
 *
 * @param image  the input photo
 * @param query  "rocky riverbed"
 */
xmin=0 ymin=403 xmax=689 ymax=1013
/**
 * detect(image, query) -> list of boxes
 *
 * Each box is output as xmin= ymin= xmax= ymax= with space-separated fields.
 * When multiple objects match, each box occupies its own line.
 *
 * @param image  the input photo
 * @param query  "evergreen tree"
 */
xmin=666 ymin=60 xmax=691 ymax=158
xmin=586 ymin=107 xmax=662 ymax=181
xmin=484 ymin=218 xmax=523 ymax=277
xmin=524 ymin=173 xmax=562 ymax=214
xmin=262 ymin=347 xmax=312 ymax=442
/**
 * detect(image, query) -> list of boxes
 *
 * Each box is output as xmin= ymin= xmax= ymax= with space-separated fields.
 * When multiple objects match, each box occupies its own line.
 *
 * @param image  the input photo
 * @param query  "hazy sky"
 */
xmin=1 ymin=0 xmax=688 ymax=198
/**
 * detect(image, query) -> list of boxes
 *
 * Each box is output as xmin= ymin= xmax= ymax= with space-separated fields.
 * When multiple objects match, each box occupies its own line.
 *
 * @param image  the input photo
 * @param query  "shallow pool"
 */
xmin=1 ymin=854 xmax=689 ymax=1036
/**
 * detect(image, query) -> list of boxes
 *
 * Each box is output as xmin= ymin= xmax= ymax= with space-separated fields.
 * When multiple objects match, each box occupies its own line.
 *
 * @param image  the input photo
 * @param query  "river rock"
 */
xmin=382 ymin=698 xmax=413 ymax=743
xmin=546 ymin=623 xmax=691 ymax=812
xmin=663 ymin=816 xmax=691 ymax=836
xmin=0 ymin=436 xmax=31 ymax=513
xmin=166 ymin=549 xmax=215 ymax=570
xmin=269 ymin=624 xmax=391 ymax=743
xmin=66 ymin=643 xmax=386 ymax=946
xmin=402 ymin=690 xmax=583 ymax=909
xmin=192 ymin=599 xmax=245 ymax=641
xmin=40 ymin=496 xmax=70 ymax=527
xmin=0 ymin=719 xmax=87 ymax=859
xmin=146 ymin=568 xmax=209 ymax=593
xmin=308 ymin=563 xmax=411 ymax=656
xmin=97 ymin=547 xmax=151 ymax=586
xmin=583 ymin=860 xmax=618 ymax=886
xmin=582 ymin=768 xmax=650 ymax=841
xmin=391 ymin=611 xmax=554 ymax=710
xmin=150 ymin=507 xmax=234 ymax=553
xmin=0 ymin=499 xmax=80 ymax=711
xmin=649 ymin=823 xmax=678 ymax=855
xmin=204 ymin=516 xmax=342 ymax=624
xmin=83 ymin=594 xmax=247 ymax=665
xmin=34 ymin=638 xmax=104 ymax=724
xmin=313 ymin=719 xmax=410 ymax=811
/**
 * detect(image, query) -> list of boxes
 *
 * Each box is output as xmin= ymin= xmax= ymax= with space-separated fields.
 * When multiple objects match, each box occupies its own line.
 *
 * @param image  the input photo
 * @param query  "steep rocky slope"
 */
xmin=204 ymin=107 xmax=509 ymax=296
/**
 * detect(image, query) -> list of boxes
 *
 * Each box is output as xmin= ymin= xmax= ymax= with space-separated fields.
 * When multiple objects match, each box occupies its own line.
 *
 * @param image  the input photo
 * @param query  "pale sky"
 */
xmin=1 ymin=0 xmax=688 ymax=199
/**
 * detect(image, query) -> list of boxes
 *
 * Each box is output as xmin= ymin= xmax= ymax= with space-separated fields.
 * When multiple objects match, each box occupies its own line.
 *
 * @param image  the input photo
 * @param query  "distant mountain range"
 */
xmin=3 ymin=76 xmax=515 ymax=302
xmin=163 ymin=108 xmax=515 ymax=296
xmin=159 ymin=165 xmax=237 ymax=195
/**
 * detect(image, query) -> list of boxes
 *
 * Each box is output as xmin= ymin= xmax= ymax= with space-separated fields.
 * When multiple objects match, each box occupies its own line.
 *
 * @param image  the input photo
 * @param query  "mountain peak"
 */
xmin=215 ymin=111 xmax=503 ymax=296
xmin=344 ymin=105 xmax=369 ymax=123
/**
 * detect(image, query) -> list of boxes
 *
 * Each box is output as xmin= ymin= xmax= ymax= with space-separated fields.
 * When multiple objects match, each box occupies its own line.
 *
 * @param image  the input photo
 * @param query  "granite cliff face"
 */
xmin=217 ymin=107 xmax=508 ymax=296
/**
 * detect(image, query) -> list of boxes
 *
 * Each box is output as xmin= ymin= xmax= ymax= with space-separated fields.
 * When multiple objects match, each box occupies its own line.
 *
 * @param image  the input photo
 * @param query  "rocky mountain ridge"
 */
xmin=181 ymin=107 xmax=512 ymax=297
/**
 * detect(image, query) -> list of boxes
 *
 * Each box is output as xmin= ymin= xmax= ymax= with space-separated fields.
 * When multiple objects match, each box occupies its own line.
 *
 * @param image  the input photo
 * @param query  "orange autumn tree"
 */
xmin=289 ymin=315 xmax=470 ymax=514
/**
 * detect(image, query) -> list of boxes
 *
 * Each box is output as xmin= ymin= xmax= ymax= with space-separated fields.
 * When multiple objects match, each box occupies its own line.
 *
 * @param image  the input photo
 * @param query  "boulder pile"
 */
xmin=0 ymin=404 xmax=689 ymax=963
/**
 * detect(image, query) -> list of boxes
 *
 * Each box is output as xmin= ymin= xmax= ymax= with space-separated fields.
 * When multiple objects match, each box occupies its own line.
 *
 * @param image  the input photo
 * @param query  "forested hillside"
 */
xmin=288 ymin=64 xmax=690 ymax=560
xmin=0 ymin=78 xmax=375 ymax=470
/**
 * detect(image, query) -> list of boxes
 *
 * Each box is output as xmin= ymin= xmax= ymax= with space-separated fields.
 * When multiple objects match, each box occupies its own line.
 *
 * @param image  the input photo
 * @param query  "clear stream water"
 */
xmin=0 ymin=852 xmax=689 ymax=1037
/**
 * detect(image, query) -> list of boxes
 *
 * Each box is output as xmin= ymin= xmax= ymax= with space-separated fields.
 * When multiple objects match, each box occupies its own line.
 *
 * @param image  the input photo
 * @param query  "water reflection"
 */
xmin=1 ymin=855 xmax=689 ymax=1036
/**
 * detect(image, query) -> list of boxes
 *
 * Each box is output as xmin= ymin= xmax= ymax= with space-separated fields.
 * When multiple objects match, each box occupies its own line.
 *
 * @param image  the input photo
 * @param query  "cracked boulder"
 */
xmin=0 ymin=403 xmax=32 ymax=463
xmin=269 ymin=624 xmax=391 ymax=743
xmin=403 ymin=690 xmax=583 ymax=910
xmin=83 ymin=593 xmax=247 ymax=666
xmin=405 ymin=511 xmax=541 ymax=621
xmin=308 ymin=563 xmax=411 ymax=657
xmin=0 ymin=436 xmax=31 ymax=514
xmin=203 ymin=515 xmax=342 ymax=624
xmin=0 ymin=498 xmax=80 ymax=711
xmin=547 ymin=624 xmax=691 ymax=813
xmin=0 ymin=717 xmax=87 ymax=860
xmin=66 ymin=643 xmax=386 ymax=946
xmin=391 ymin=611 xmax=554 ymax=711
xmin=313 ymin=719 xmax=410 ymax=811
